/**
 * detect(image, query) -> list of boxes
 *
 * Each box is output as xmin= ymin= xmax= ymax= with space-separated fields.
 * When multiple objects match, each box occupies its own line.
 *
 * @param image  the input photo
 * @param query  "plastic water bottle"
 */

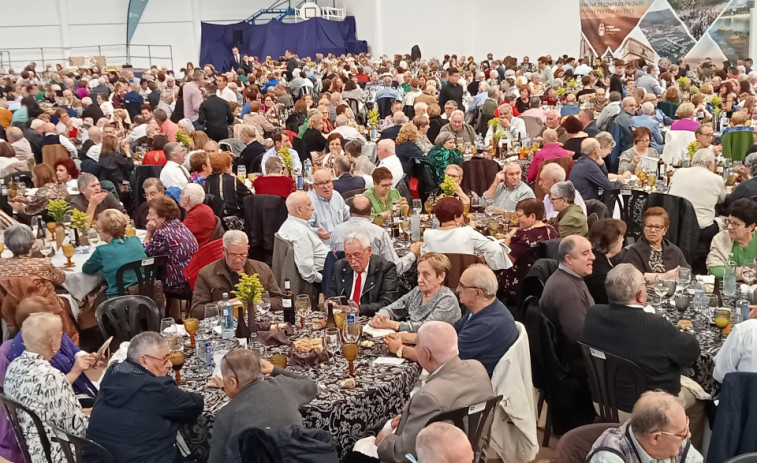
xmin=720 ymin=113 xmax=729 ymax=132
xmin=723 ymin=253 xmax=737 ymax=299
xmin=736 ymin=290 xmax=749 ymax=325
xmin=304 ymin=158 xmax=312 ymax=179
xmin=411 ymin=211 xmax=421 ymax=241
xmin=222 ymin=293 xmax=234 ymax=340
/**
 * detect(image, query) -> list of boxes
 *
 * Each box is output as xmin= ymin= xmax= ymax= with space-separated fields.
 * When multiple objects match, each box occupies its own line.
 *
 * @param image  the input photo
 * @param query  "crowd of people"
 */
xmin=0 ymin=47 xmax=757 ymax=462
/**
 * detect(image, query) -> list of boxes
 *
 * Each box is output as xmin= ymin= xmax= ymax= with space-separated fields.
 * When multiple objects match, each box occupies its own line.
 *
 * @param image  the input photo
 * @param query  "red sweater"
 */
xmin=183 ymin=204 xmax=215 ymax=246
xmin=253 ymin=175 xmax=295 ymax=198
xmin=142 ymin=150 xmax=167 ymax=166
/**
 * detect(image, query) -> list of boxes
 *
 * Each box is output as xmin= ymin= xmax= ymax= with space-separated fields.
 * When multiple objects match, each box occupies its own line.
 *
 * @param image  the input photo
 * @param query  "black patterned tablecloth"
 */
xmin=178 ymin=315 xmax=421 ymax=462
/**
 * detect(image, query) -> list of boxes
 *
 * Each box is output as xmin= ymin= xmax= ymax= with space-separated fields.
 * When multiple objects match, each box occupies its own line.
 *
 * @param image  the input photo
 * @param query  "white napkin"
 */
xmin=212 ymin=350 xmax=229 ymax=378
xmin=373 ymin=357 xmax=405 ymax=366
xmin=109 ymin=342 xmax=129 ymax=365
xmin=696 ymin=275 xmax=715 ymax=285
xmin=163 ymin=324 xmax=188 ymax=337
xmin=363 ymin=325 xmax=395 ymax=339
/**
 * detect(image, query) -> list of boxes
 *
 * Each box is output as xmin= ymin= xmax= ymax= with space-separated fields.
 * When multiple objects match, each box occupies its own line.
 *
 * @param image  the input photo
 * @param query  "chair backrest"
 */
xmin=115 ymin=256 xmax=162 ymax=298
xmin=725 ymin=454 xmax=757 ymax=463
xmin=552 ymin=423 xmax=619 ymax=463
xmin=599 ymin=188 xmax=621 ymax=216
xmin=521 ymin=115 xmax=545 ymax=138
xmin=618 ymin=189 xmax=649 ymax=241
xmin=321 ymin=250 xmax=345 ymax=299
xmin=243 ymin=194 xmax=288 ymax=266
xmin=182 ymin=239 xmax=224 ymax=291
xmin=4 ymin=171 xmax=34 ymax=189
xmin=723 ymin=129 xmax=756 ymax=162
xmin=538 ymin=238 xmax=562 ymax=260
xmin=426 ymin=395 xmax=503 ymax=463
xmin=210 ymin=215 xmax=225 ymax=241
xmin=50 ymin=424 xmax=115 ymax=463
xmin=272 ymin=233 xmax=319 ymax=307
xmin=462 ymin=158 xmax=500 ymax=196
xmin=657 ymin=101 xmax=678 ymax=119
xmin=341 ymin=188 xmax=365 ymax=200
xmin=376 ymin=97 xmax=396 ymax=120
xmin=237 ymin=427 xmax=284 ymax=463
xmin=41 ymin=143 xmax=69 ymax=169
xmin=584 ymin=199 xmax=610 ymax=221
xmin=94 ymin=295 xmax=161 ymax=346
xmin=646 ymin=192 xmax=700 ymax=264
xmin=578 ymin=342 xmax=647 ymax=423
xmin=442 ymin=253 xmax=485 ymax=290
xmin=204 ymin=193 xmax=225 ymax=218
xmin=0 ymin=392 xmax=53 ymax=463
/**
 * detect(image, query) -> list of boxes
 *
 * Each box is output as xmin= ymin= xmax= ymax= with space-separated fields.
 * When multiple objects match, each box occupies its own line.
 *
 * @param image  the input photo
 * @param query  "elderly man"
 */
xmin=159 ymin=142 xmax=190 ymax=189
xmin=331 ymin=195 xmax=419 ymax=274
xmin=308 ymin=169 xmax=350 ymax=244
xmin=384 ymin=264 xmax=518 ymax=377
xmin=633 ymin=102 xmax=664 ymax=152
xmin=333 ymin=156 xmax=366 ymax=194
xmin=596 ymin=91 xmax=622 ymax=131
xmin=181 ymin=183 xmax=216 ymax=246
xmin=376 ymin=139 xmax=404 ymax=187
xmin=636 ymin=65 xmax=664 ymax=96
xmin=353 ymin=321 xmax=493 ymax=461
xmin=261 ymin=130 xmax=302 ymax=175
xmin=236 ymin=125 xmax=267 ymax=173
xmin=5 ymin=127 xmax=32 ymax=161
xmin=694 ymin=122 xmax=721 ymax=156
xmin=42 ymin=122 xmax=78 ymax=158
xmin=668 ymin=149 xmax=725 ymax=242
xmin=540 ymin=163 xmax=587 ymax=219
xmin=415 ymin=422 xmax=474 ymax=463
xmin=578 ymin=108 xmax=600 ymax=137
xmin=332 ymin=114 xmax=366 ymax=142
xmin=209 ymin=349 xmax=317 ymax=462
xmin=87 ymin=332 xmax=204 ymax=462
xmin=439 ymin=109 xmax=476 ymax=145
xmin=538 ymin=108 xmax=565 ymax=139
xmin=325 ymin=232 xmax=399 ymax=316
xmin=540 ymin=236 xmax=595 ymax=359
xmin=587 ymin=391 xmax=703 ymax=462
xmin=527 ymin=129 xmax=571 ymax=182
xmin=380 ymin=111 xmax=408 ymax=141
xmin=191 ymin=230 xmax=283 ymax=317
xmin=69 ymin=173 xmax=126 ymax=224
xmin=642 ymin=93 xmax=674 ymax=127
xmin=609 ymin=97 xmax=639 ymax=170
xmin=277 ymin=191 xmax=328 ymax=284
xmin=484 ymin=162 xmax=536 ymax=212
xmin=485 ymin=104 xmax=526 ymax=143
xmin=582 ymin=264 xmax=704 ymax=447
xmin=569 ymin=137 xmax=626 ymax=201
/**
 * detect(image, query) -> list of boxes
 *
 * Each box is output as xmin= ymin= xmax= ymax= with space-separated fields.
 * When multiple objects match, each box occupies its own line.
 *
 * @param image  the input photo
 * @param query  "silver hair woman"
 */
xmin=550 ymin=181 xmax=589 ymax=237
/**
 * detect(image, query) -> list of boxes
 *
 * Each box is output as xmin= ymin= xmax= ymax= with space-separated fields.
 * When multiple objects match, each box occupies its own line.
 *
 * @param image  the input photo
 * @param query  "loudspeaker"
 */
xmin=232 ymin=30 xmax=243 ymax=45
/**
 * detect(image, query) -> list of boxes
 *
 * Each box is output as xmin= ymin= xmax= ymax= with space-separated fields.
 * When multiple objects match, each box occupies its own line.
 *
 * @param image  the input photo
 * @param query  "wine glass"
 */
xmin=87 ymin=228 xmax=100 ymax=246
xmin=653 ymin=277 xmax=669 ymax=307
xmin=184 ymin=318 xmax=199 ymax=349
xmin=204 ymin=304 xmax=220 ymax=335
xmin=484 ymin=198 xmax=496 ymax=218
xmin=161 ymin=317 xmax=176 ymax=336
xmin=424 ymin=197 xmax=434 ymax=219
xmin=62 ymin=243 xmax=75 ymax=268
xmin=39 ymin=240 xmax=54 ymax=259
xmin=412 ymin=199 xmax=422 ymax=215
xmin=342 ymin=340 xmax=359 ymax=376
xmin=295 ymin=294 xmax=310 ymax=329
xmin=16 ymin=182 xmax=26 ymax=197
xmin=237 ymin=165 xmax=247 ymax=182
xmin=714 ymin=308 xmax=732 ymax=339
xmin=257 ymin=291 xmax=271 ymax=315
xmin=674 ymin=293 xmax=691 ymax=319
xmin=647 ymin=174 xmax=657 ymax=191
xmin=63 ymin=212 xmax=72 ymax=228
xmin=170 ymin=348 xmax=186 ymax=385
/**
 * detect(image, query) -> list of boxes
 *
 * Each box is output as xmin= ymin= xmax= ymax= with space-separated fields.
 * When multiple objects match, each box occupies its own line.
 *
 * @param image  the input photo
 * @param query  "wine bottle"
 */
xmin=282 ymin=279 xmax=295 ymax=325
xmin=235 ymin=305 xmax=251 ymax=346
xmin=325 ymin=301 xmax=337 ymax=329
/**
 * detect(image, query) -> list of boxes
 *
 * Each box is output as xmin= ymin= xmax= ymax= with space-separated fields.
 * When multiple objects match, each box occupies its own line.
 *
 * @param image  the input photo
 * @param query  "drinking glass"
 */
xmin=325 ymin=327 xmax=340 ymax=357
xmin=62 ymin=243 xmax=75 ymax=267
xmin=17 ymin=183 xmax=26 ymax=197
xmin=295 ymin=294 xmax=310 ymax=329
xmin=184 ymin=318 xmax=199 ymax=349
xmin=647 ymin=174 xmax=657 ymax=191
xmin=674 ymin=293 xmax=691 ymax=318
xmin=170 ymin=348 xmax=186 ymax=385
xmin=714 ymin=308 xmax=732 ymax=338
xmin=401 ymin=218 xmax=411 ymax=241
xmin=63 ymin=212 xmax=72 ymax=228
xmin=344 ymin=323 xmax=361 ymax=344
xmin=237 ymin=165 xmax=247 ymax=182
xmin=342 ymin=342 xmax=358 ymax=376
xmin=412 ymin=199 xmax=422 ymax=215
xmin=87 ymin=228 xmax=100 ymax=246
xmin=653 ymin=277 xmax=669 ymax=306
xmin=257 ymin=291 xmax=271 ymax=316
xmin=160 ymin=317 xmax=176 ymax=335
xmin=484 ymin=198 xmax=496 ymax=218
xmin=424 ymin=197 xmax=434 ymax=219
xmin=204 ymin=304 xmax=221 ymax=335
xmin=40 ymin=240 xmax=54 ymax=259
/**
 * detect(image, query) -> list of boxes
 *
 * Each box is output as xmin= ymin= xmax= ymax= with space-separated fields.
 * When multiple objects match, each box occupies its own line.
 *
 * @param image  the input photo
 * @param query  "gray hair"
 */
xmin=605 ymin=263 xmax=645 ymax=304
xmin=581 ymin=137 xmax=600 ymax=156
xmin=530 ymin=96 xmax=542 ymax=108
xmin=745 ymin=152 xmax=757 ymax=177
xmin=557 ymin=235 xmax=579 ymax=263
xmin=630 ymin=391 xmax=678 ymax=436
xmin=223 ymin=230 xmax=249 ymax=248
xmin=487 ymin=86 xmax=498 ymax=98
xmin=335 ymin=114 xmax=349 ymax=127
xmin=5 ymin=224 xmax=34 ymax=256
xmin=550 ymin=181 xmax=576 ymax=203
xmin=463 ymin=264 xmax=498 ymax=298
xmin=541 ymin=162 xmax=566 ymax=182
xmin=127 ymin=331 xmax=169 ymax=362
xmin=691 ymin=149 xmax=715 ymax=168
xmin=416 ymin=422 xmax=472 ymax=463
xmin=434 ymin=131 xmax=456 ymax=146
xmin=641 ymin=102 xmax=655 ymax=116
xmin=344 ymin=232 xmax=370 ymax=249
xmin=21 ymin=313 xmax=62 ymax=354
xmin=479 ymin=82 xmax=489 ymax=94
xmin=595 ymin=131 xmax=616 ymax=150
xmin=164 ymin=142 xmax=182 ymax=161
xmin=182 ymin=183 xmax=205 ymax=208
xmin=413 ymin=101 xmax=428 ymax=112
xmin=77 ymin=172 xmax=98 ymax=191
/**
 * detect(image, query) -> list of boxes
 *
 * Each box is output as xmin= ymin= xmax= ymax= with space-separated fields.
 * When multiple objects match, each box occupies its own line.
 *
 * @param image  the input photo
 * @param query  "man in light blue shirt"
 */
xmin=375 ymin=76 xmax=402 ymax=101
xmin=483 ymin=162 xmax=536 ymax=212
xmin=260 ymin=131 xmax=302 ymax=175
xmin=633 ymin=102 xmax=664 ymax=152
xmin=308 ymin=169 xmax=349 ymax=246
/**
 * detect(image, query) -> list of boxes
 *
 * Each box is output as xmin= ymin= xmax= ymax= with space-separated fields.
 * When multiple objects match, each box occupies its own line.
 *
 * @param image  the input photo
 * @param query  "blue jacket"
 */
xmin=454 ymin=299 xmax=518 ymax=377
xmin=569 ymin=155 xmax=623 ymax=201
xmin=123 ymin=91 xmax=144 ymax=120
xmin=632 ymin=114 xmax=664 ymax=152
xmin=708 ymin=372 xmax=757 ymax=462
xmin=332 ymin=174 xmax=366 ymax=194
xmin=87 ymin=360 xmax=204 ymax=463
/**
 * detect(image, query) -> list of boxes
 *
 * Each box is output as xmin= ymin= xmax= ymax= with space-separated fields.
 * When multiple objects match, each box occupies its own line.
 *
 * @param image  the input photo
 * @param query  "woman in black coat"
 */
xmin=585 ymin=219 xmax=626 ymax=304
xmin=300 ymin=114 xmax=328 ymax=154
xmin=204 ymin=151 xmax=251 ymax=230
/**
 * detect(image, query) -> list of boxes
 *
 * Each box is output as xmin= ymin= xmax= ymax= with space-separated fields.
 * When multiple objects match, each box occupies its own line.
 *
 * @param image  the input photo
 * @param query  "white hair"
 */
xmin=223 ymin=230 xmax=249 ymax=247
xmin=344 ymin=232 xmax=370 ymax=248
xmin=182 ymin=183 xmax=205 ymax=208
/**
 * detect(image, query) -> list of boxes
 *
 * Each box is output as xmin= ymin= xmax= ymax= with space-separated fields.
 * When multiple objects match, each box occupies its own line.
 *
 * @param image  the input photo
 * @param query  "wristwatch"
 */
xmin=396 ymin=346 xmax=404 ymax=358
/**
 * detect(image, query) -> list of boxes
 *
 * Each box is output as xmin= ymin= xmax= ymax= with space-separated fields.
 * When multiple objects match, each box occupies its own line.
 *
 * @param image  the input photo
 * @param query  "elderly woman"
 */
xmin=142 ymin=134 xmax=168 ymax=166
xmin=204 ymin=151 xmax=251 ymax=230
xmin=422 ymin=197 xmax=512 ymax=270
xmin=242 ymin=101 xmax=276 ymax=140
xmin=4 ymin=313 xmax=88 ymax=462
xmin=426 ymin=132 xmax=464 ymax=185
xmin=621 ymin=207 xmax=688 ymax=283
xmin=83 ymin=209 xmax=148 ymax=299
xmin=369 ymin=253 xmax=460 ymax=333
xmin=301 ymin=113 xmax=328 ymax=154
xmin=253 ymin=156 xmax=295 ymax=198
xmin=143 ymin=196 xmax=198 ymax=302
xmin=54 ymin=157 xmax=80 ymax=191
xmin=618 ymin=127 xmax=660 ymax=175
xmin=498 ymin=198 xmax=559 ymax=302
xmin=364 ymin=167 xmax=406 ymax=219
xmin=708 ymin=198 xmax=757 ymax=280
xmin=670 ymin=102 xmax=699 ymax=132
xmin=99 ymin=135 xmax=135 ymax=186
xmin=9 ymin=164 xmax=68 ymax=218
xmin=550 ymin=180 xmax=588 ymax=237
xmin=0 ymin=225 xmax=78 ymax=342
xmin=413 ymin=115 xmax=433 ymax=154
xmin=0 ymin=142 xmax=26 ymax=178
xmin=585 ymin=218 xmax=627 ymax=304
xmin=561 ymin=116 xmax=589 ymax=159
xmin=395 ymin=124 xmax=424 ymax=174
xmin=189 ymin=150 xmax=212 ymax=186
xmin=319 ymin=132 xmax=344 ymax=170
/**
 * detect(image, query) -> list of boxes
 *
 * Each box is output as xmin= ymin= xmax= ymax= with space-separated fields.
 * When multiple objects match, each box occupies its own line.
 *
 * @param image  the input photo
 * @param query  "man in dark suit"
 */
xmin=235 ymin=125 xmax=267 ymax=173
xmin=379 ymin=112 xmax=407 ymax=141
xmin=198 ymin=83 xmax=234 ymax=142
xmin=333 ymin=155 xmax=365 ymax=194
xmin=81 ymin=96 xmax=104 ymax=122
xmin=285 ymin=49 xmax=299 ymax=81
xmin=228 ymin=46 xmax=243 ymax=73
xmin=23 ymin=120 xmax=44 ymax=164
xmin=325 ymin=232 xmax=399 ymax=316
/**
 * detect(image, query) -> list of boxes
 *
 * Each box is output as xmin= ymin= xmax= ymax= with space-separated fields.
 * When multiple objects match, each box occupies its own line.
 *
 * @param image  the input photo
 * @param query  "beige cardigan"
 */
xmin=707 ymin=229 xmax=734 ymax=271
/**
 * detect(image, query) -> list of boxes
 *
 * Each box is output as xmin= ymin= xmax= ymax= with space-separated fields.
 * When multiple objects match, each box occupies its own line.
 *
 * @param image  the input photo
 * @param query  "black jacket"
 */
xmin=427 ymin=116 xmax=446 ymax=145
xmin=286 ymin=112 xmax=306 ymax=133
xmin=82 ymin=104 xmax=104 ymax=122
xmin=620 ymin=236 xmax=690 ymax=274
xmin=86 ymin=360 xmax=204 ymax=463
xmin=98 ymin=151 xmax=135 ymax=185
xmin=584 ymin=252 xmax=614 ymax=305
xmin=22 ymin=129 xmax=43 ymax=163
xmin=395 ymin=141 xmax=424 ymax=175
xmin=198 ymin=95 xmax=233 ymax=139
xmin=708 ymin=372 xmax=757 ymax=462
xmin=204 ymin=172 xmax=251 ymax=217
xmin=235 ymin=141 xmax=267 ymax=173
xmin=324 ymin=255 xmax=400 ymax=316
xmin=333 ymin=174 xmax=365 ymax=194
xmin=301 ymin=128 xmax=327 ymax=153
xmin=438 ymin=82 xmax=463 ymax=108
xmin=379 ymin=124 xmax=401 ymax=141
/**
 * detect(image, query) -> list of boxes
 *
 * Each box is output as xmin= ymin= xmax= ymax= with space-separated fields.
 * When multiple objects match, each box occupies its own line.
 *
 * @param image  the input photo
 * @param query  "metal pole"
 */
xmin=127 ymin=44 xmax=131 ymax=66
xmin=169 ymin=45 xmax=174 ymax=72
xmin=40 ymin=48 xmax=45 ymax=68
xmin=148 ymin=45 xmax=152 ymax=68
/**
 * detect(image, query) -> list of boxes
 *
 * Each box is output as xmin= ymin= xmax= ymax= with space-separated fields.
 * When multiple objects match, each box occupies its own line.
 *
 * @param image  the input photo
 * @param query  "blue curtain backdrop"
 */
xmin=200 ymin=17 xmax=368 ymax=72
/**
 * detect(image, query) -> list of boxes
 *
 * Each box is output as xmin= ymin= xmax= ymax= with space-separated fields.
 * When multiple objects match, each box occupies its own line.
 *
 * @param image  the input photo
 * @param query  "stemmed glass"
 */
xmin=184 ymin=318 xmax=199 ymax=349
xmin=653 ymin=277 xmax=669 ymax=307
xmin=87 ymin=227 xmax=100 ymax=246
xmin=237 ymin=165 xmax=247 ymax=183
xmin=61 ymin=243 xmax=75 ymax=268
xmin=257 ymin=291 xmax=271 ymax=316
xmin=714 ymin=308 xmax=732 ymax=339
xmin=62 ymin=212 xmax=72 ymax=228
xmin=203 ymin=304 xmax=220 ymax=335
xmin=39 ymin=240 xmax=54 ymax=259
xmin=295 ymin=294 xmax=310 ymax=329
xmin=342 ymin=323 xmax=361 ymax=376
xmin=170 ymin=347 xmax=186 ymax=385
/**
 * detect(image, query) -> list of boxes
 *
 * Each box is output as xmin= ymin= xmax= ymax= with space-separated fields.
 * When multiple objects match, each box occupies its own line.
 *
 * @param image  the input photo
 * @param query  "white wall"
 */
xmin=0 ymin=0 xmax=583 ymax=70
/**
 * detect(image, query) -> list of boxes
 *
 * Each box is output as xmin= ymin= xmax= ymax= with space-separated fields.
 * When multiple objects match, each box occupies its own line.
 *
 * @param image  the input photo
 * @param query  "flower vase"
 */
xmin=370 ymin=125 xmax=377 ymax=141
xmin=55 ymin=225 xmax=65 ymax=250
xmin=247 ymin=302 xmax=258 ymax=332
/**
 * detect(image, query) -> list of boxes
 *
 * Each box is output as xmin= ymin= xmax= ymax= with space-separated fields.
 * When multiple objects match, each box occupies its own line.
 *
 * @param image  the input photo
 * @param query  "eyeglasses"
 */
xmin=658 ymin=417 xmax=690 ymax=440
xmin=224 ymin=248 xmax=248 ymax=259
xmin=643 ymin=224 xmax=665 ymax=231
xmin=314 ymin=181 xmax=333 ymax=187
xmin=457 ymin=282 xmax=482 ymax=292
xmin=345 ymin=248 xmax=369 ymax=261
xmin=144 ymin=353 xmax=171 ymax=364
xmin=726 ymin=219 xmax=746 ymax=229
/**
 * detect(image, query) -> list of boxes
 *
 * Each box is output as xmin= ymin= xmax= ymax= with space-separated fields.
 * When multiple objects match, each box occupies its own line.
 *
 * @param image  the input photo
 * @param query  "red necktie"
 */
xmin=352 ymin=272 xmax=362 ymax=304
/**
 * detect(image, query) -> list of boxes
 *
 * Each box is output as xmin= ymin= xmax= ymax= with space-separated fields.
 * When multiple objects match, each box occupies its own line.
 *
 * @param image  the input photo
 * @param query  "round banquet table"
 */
xmin=178 ymin=313 xmax=422 ymax=462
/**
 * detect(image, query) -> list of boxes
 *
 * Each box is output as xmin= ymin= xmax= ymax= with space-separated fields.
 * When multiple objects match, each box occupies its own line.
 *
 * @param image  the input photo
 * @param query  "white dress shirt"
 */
xmin=484 ymin=117 xmax=527 ymax=144
xmin=308 ymin=190 xmax=350 ymax=245
xmin=378 ymin=155 xmax=404 ymax=187
xmin=261 ymin=147 xmax=302 ymax=175
xmin=277 ymin=215 xmax=329 ymax=283
xmin=159 ymin=160 xmax=190 ymax=189
xmin=331 ymin=125 xmax=367 ymax=142
xmin=422 ymin=226 xmax=512 ymax=270
xmin=667 ymin=166 xmax=726 ymax=229
xmin=126 ymin=123 xmax=148 ymax=145
xmin=217 ymin=87 xmax=237 ymax=103
xmin=349 ymin=268 xmax=368 ymax=303
xmin=713 ymin=319 xmax=757 ymax=383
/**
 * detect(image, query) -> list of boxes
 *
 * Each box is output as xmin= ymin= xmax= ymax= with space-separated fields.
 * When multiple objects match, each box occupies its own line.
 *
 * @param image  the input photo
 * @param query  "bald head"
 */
xmin=416 ymin=321 xmax=458 ymax=372
xmin=43 ymin=122 xmax=56 ymax=134
xmin=285 ymin=191 xmax=313 ymax=220
xmin=377 ymin=139 xmax=396 ymax=160
xmin=350 ymin=195 xmax=372 ymax=217
xmin=416 ymin=422 xmax=474 ymax=463
xmin=88 ymin=126 xmax=102 ymax=143
xmin=313 ymin=169 xmax=331 ymax=183
xmin=6 ymin=127 xmax=22 ymax=142
xmin=542 ymin=128 xmax=558 ymax=145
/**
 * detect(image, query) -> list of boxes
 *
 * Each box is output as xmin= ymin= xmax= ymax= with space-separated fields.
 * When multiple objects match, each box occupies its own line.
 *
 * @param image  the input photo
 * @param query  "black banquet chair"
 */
xmin=426 ymin=395 xmax=502 ymax=463
xmin=95 ymin=295 xmax=161 ymax=346
xmin=51 ymin=424 xmax=115 ymax=463
xmin=0 ymin=392 xmax=53 ymax=463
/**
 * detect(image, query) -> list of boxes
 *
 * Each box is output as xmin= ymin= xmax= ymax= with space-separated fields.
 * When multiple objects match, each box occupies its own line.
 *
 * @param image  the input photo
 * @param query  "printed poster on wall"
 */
xmin=580 ymin=0 xmax=754 ymax=65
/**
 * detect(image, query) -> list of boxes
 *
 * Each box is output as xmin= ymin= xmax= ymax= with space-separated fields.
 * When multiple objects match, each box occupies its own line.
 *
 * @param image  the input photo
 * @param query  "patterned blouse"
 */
xmin=17 ymin=183 xmax=68 ymax=217
xmin=4 ymin=351 xmax=88 ymax=463
xmin=378 ymin=286 xmax=461 ymax=332
xmin=649 ymin=247 xmax=666 ymax=273
xmin=499 ymin=223 xmax=560 ymax=302
xmin=144 ymin=219 xmax=198 ymax=294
